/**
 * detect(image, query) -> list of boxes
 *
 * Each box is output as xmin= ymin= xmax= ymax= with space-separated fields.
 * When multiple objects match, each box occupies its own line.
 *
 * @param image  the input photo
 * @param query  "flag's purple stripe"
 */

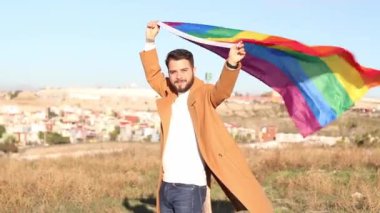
xmin=243 ymin=56 xmax=322 ymax=136
xmin=188 ymin=39 xmax=321 ymax=136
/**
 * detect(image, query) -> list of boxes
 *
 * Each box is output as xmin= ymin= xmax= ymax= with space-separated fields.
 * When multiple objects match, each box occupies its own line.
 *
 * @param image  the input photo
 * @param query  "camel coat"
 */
xmin=140 ymin=49 xmax=273 ymax=213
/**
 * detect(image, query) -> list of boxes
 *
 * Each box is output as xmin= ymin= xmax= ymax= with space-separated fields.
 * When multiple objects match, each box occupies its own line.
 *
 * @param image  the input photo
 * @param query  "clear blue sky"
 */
xmin=1 ymin=0 xmax=380 ymax=97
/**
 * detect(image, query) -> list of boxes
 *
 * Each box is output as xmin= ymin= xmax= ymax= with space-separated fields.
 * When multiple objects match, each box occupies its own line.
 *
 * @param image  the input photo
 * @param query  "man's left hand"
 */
xmin=227 ymin=41 xmax=246 ymax=67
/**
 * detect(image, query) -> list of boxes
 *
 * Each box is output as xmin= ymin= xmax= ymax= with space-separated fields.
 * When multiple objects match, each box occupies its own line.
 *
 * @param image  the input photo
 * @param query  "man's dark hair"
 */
xmin=165 ymin=49 xmax=194 ymax=68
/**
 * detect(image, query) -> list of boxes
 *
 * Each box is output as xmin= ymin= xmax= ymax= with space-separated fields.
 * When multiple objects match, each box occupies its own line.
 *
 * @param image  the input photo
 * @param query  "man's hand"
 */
xmin=227 ymin=41 xmax=246 ymax=67
xmin=146 ymin=21 xmax=160 ymax=43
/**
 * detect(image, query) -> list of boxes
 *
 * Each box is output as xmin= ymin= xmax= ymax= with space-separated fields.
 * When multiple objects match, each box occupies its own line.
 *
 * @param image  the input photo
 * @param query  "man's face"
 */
xmin=168 ymin=59 xmax=195 ymax=93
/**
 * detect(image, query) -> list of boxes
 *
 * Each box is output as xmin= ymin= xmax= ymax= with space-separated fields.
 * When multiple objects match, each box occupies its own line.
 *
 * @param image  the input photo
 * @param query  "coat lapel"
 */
xmin=188 ymin=77 xmax=203 ymax=107
xmin=187 ymin=77 xmax=204 ymax=151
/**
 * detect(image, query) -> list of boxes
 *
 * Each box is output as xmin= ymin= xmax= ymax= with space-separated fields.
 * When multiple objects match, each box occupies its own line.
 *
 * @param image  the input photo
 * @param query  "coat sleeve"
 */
xmin=139 ymin=49 xmax=170 ymax=97
xmin=209 ymin=62 xmax=241 ymax=107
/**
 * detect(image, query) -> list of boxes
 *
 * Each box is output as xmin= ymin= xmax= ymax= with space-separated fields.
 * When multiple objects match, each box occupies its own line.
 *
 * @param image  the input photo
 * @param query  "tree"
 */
xmin=109 ymin=126 xmax=121 ymax=141
xmin=8 ymin=90 xmax=21 ymax=99
xmin=47 ymin=108 xmax=58 ymax=118
xmin=0 ymin=125 xmax=5 ymax=138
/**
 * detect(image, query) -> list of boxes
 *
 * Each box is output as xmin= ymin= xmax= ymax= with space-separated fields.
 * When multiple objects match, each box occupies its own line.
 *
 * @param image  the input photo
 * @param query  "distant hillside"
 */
xmin=1 ymin=87 xmax=379 ymax=139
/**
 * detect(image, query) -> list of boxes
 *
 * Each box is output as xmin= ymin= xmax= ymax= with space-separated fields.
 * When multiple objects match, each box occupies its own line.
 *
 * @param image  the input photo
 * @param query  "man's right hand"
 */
xmin=146 ymin=21 xmax=160 ymax=43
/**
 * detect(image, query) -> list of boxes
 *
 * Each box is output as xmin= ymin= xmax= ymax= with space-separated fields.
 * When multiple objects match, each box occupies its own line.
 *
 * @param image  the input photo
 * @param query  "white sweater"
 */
xmin=162 ymin=91 xmax=206 ymax=186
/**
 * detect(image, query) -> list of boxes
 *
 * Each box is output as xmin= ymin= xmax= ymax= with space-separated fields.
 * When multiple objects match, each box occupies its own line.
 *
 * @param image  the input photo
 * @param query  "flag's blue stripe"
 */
xmin=245 ymin=43 xmax=337 ymax=127
xmin=173 ymin=23 xmax=216 ymax=35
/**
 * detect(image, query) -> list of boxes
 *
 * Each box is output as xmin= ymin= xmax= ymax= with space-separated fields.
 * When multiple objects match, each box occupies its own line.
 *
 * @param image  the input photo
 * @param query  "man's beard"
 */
xmin=173 ymin=76 xmax=194 ymax=93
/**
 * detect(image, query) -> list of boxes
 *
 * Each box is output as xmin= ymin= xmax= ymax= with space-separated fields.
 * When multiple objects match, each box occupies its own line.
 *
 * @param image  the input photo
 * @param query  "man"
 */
xmin=140 ymin=21 xmax=273 ymax=213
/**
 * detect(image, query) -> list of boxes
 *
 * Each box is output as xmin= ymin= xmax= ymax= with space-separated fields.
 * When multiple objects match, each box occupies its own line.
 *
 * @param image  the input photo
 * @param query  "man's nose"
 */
xmin=176 ymin=74 xmax=183 ymax=79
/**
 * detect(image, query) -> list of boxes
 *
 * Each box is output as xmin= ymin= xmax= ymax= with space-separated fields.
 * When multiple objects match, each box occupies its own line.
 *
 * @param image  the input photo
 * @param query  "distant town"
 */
xmin=1 ymin=87 xmax=380 ymax=149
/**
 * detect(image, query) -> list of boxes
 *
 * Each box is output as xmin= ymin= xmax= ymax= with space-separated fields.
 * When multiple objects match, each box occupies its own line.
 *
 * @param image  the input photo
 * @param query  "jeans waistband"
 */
xmin=162 ymin=181 xmax=206 ymax=187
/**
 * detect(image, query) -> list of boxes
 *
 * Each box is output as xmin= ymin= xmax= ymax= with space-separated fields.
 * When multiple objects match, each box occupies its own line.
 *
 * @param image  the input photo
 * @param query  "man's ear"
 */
xmin=193 ymin=67 xmax=197 ymax=74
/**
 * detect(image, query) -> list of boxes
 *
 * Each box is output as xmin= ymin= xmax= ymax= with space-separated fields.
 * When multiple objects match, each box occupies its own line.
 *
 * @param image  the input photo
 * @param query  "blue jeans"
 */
xmin=159 ymin=181 xmax=207 ymax=213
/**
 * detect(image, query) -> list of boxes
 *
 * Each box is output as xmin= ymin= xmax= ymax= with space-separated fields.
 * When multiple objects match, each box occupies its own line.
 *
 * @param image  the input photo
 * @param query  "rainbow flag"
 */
xmin=159 ymin=21 xmax=380 ymax=136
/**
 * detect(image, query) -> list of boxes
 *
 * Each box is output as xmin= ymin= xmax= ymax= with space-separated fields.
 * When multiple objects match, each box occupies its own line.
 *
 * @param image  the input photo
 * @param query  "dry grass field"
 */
xmin=1 ymin=143 xmax=380 ymax=213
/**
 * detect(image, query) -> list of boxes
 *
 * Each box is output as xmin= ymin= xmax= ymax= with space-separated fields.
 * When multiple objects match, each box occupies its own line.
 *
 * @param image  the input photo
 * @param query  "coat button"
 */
xmin=218 ymin=153 xmax=223 ymax=157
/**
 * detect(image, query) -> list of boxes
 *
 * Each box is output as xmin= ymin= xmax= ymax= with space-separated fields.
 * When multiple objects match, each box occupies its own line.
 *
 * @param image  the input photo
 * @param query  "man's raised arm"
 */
xmin=210 ymin=41 xmax=246 ymax=107
xmin=139 ymin=21 xmax=169 ymax=97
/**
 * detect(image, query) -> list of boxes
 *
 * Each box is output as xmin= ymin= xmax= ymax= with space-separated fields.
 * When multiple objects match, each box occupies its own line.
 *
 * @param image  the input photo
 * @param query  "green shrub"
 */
xmin=352 ymin=130 xmax=380 ymax=147
xmin=38 ymin=131 xmax=70 ymax=145
xmin=0 ymin=142 xmax=18 ymax=153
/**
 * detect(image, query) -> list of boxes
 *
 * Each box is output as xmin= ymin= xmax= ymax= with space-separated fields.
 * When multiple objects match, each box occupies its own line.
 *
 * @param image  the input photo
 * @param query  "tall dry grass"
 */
xmin=0 ymin=143 xmax=379 ymax=212
xmin=0 ymin=143 xmax=160 ymax=212
xmin=244 ymin=145 xmax=380 ymax=212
